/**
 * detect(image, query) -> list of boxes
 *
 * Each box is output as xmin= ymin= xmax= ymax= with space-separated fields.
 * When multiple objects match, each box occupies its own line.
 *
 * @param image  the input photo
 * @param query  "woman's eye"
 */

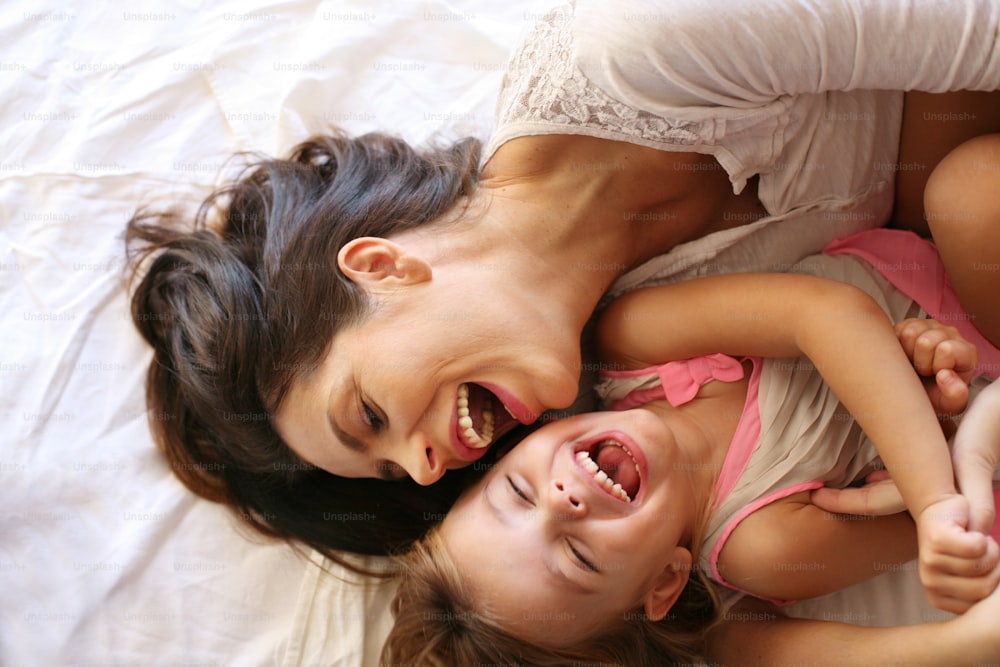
xmin=361 ymin=401 xmax=384 ymax=432
xmin=569 ymin=541 xmax=599 ymax=573
xmin=506 ymin=476 xmax=532 ymax=504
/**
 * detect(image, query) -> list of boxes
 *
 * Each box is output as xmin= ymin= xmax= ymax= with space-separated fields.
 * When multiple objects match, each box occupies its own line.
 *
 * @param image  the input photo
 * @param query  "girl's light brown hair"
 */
xmin=382 ymin=529 xmax=721 ymax=666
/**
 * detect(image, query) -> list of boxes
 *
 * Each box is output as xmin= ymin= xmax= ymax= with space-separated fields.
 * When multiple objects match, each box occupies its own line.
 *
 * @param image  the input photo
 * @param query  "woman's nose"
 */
xmin=400 ymin=436 xmax=446 ymax=486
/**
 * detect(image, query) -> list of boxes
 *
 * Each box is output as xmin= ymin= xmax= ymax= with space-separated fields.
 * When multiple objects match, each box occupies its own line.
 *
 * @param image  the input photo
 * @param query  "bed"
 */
xmin=0 ymin=0 xmax=968 ymax=665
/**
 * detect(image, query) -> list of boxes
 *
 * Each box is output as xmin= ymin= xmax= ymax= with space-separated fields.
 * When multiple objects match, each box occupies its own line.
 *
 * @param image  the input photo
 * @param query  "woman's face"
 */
xmin=438 ymin=409 xmax=697 ymax=647
xmin=273 ymin=238 xmax=584 ymax=484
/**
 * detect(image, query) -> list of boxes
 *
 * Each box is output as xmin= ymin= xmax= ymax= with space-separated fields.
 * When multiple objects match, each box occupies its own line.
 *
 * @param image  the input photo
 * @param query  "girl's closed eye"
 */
xmin=568 ymin=540 xmax=599 ymax=573
xmin=507 ymin=475 xmax=533 ymax=505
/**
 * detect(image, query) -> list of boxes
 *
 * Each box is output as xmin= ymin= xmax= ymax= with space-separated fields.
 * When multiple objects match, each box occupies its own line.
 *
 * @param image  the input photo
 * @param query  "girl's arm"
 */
xmin=718 ymin=494 xmax=917 ymax=602
xmin=812 ymin=317 xmax=980 ymax=514
xmin=596 ymin=273 xmax=989 ymax=610
xmin=706 ymin=587 xmax=1000 ymax=666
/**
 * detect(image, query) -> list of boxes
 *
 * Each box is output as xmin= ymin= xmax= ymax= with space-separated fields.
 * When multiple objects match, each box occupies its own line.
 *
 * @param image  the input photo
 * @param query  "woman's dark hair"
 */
xmin=125 ymin=130 xmax=486 ymax=573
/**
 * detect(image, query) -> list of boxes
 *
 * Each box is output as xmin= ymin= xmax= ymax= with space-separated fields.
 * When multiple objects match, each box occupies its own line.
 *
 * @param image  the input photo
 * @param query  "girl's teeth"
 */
xmin=575 ymin=447 xmax=634 ymax=503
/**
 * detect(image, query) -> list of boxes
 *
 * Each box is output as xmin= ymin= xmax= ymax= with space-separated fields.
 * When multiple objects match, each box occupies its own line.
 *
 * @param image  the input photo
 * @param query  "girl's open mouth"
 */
xmin=574 ymin=438 xmax=642 ymax=504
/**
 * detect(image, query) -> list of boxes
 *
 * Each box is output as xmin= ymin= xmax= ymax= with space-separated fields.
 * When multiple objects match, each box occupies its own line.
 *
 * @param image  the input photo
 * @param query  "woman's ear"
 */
xmin=337 ymin=237 xmax=432 ymax=289
xmin=642 ymin=547 xmax=693 ymax=622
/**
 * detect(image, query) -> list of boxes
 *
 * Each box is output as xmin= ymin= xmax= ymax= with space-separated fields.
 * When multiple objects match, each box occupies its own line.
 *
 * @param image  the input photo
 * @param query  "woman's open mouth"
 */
xmin=575 ymin=439 xmax=642 ymax=503
xmin=454 ymin=383 xmax=521 ymax=454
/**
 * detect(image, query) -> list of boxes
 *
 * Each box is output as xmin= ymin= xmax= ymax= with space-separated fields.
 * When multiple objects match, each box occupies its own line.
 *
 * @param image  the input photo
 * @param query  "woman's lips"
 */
xmin=451 ymin=419 xmax=490 ymax=461
xmin=478 ymin=382 xmax=537 ymax=424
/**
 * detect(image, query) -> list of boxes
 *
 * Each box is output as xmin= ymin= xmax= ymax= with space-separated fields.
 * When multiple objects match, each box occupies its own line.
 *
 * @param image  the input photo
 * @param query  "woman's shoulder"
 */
xmin=483 ymin=133 xmax=705 ymax=181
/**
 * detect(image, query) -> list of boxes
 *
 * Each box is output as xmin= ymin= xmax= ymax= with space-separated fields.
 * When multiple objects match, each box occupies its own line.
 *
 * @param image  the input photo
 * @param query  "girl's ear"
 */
xmin=643 ymin=547 xmax=693 ymax=622
xmin=337 ymin=237 xmax=432 ymax=289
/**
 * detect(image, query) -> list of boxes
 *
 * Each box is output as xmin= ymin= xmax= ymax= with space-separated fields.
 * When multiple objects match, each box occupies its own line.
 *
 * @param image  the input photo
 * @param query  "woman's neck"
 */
xmin=478 ymin=134 xmax=766 ymax=274
xmin=400 ymin=179 xmax=632 ymax=327
xmin=483 ymin=185 xmax=633 ymax=283
xmin=391 ymin=189 xmax=614 ymax=338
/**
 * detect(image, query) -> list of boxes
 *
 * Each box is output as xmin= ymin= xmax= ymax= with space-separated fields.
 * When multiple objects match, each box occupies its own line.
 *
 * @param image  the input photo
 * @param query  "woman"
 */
xmin=126 ymin=1 xmax=1000 ymax=565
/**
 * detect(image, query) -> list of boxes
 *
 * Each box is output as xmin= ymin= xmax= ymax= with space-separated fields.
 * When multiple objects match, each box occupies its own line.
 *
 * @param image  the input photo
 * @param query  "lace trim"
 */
xmin=489 ymin=2 xmax=708 ymax=158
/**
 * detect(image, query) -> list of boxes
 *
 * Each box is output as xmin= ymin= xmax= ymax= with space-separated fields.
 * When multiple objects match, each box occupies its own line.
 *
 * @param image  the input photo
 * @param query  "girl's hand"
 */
xmin=814 ymin=470 xmax=1000 ymax=612
xmin=916 ymin=494 xmax=1000 ymax=613
xmin=895 ymin=318 xmax=977 ymax=416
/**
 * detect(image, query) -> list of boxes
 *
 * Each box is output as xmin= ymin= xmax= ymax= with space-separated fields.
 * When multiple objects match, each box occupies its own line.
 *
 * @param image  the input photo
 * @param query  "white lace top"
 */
xmin=484 ymin=0 xmax=1000 ymax=291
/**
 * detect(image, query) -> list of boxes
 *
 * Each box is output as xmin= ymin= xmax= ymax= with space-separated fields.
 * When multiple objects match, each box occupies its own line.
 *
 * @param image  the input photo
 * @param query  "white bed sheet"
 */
xmin=0 ymin=1 xmax=527 ymax=664
xmin=0 ymin=1 xmax=963 ymax=665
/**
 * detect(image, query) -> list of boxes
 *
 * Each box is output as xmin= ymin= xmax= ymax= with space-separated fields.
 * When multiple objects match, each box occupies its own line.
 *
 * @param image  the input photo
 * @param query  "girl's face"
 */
xmin=438 ymin=409 xmax=698 ymax=647
xmin=273 ymin=238 xmax=584 ymax=484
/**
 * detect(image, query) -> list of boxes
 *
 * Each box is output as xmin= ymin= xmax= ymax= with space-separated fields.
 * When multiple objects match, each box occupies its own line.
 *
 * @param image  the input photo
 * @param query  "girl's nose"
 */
xmin=549 ymin=479 xmax=587 ymax=519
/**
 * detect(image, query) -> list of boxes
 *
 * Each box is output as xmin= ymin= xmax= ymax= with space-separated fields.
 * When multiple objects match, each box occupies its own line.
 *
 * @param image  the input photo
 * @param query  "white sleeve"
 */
xmin=574 ymin=0 xmax=1000 ymax=109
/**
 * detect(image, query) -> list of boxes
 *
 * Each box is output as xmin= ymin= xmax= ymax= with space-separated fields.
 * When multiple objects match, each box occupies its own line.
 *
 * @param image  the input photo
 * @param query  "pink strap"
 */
xmin=708 ymin=481 xmax=824 ymax=606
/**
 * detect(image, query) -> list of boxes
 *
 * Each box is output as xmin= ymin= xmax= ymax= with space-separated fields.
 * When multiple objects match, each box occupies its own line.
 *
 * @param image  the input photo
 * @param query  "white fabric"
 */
xmin=281 ymin=553 xmax=398 ymax=667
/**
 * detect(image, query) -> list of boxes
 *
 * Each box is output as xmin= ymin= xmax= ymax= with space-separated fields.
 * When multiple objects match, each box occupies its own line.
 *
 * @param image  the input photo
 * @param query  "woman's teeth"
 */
xmin=457 ymin=384 xmax=494 ymax=449
xmin=576 ymin=449 xmax=635 ymax=503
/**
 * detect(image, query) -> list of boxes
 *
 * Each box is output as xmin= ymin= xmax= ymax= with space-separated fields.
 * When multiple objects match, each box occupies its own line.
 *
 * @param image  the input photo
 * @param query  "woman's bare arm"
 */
xmin=706 ymin=589 xmax=1000 ymax=666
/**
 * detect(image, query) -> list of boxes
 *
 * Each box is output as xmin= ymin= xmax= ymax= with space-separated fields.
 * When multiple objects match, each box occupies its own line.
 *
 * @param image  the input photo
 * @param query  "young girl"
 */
xmin=380 ymin=234 xmax=1000 ymax=665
